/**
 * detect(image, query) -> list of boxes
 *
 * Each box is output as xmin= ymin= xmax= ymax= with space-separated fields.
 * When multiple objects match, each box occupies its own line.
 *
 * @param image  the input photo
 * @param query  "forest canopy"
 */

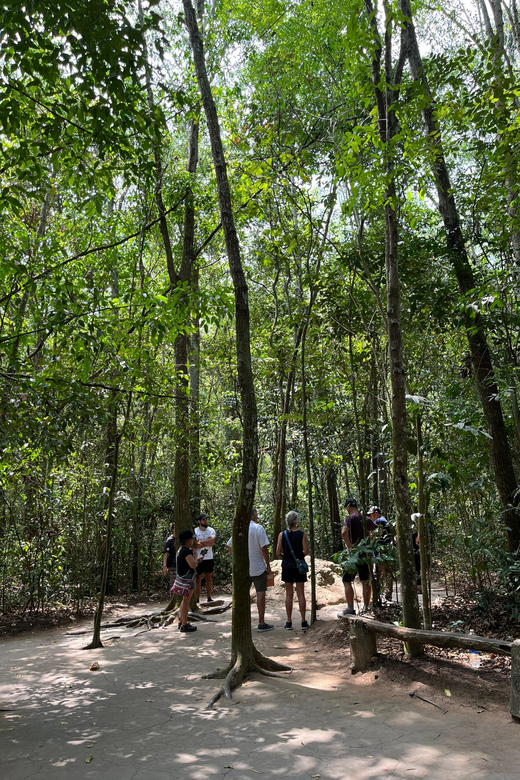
xmin=1 ymin=0 xmax=520 ymax=619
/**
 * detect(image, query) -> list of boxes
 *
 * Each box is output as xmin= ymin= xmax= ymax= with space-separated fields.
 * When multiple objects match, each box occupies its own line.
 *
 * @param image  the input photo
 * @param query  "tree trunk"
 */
xmin=348 ymin=325 xmax=368 ymax=511
xmin=172 ymin=118 xmax=199 ymax=538
xmin=84 ymin=394 xmax=127 ymax=649
xmin=182 ymin=0 xmax=289 ymax=703
xmin=365 ymin=0 xmax=421 ymax=643
xmin=189 ymin=267 xmax=201 ymax=516
xmin=301 ymin=321 xmax=317 ymax=623
xmin=416 ymin=414 xmax=432 ymax=629
xmin=399 ymin=0 xmax=520 ymax=553
xmin=326 ymin=466 xmax=342 ymax=553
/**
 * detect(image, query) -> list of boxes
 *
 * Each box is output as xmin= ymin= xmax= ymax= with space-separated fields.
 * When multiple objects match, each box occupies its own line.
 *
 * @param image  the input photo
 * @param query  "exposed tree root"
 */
xmin=200 ymin=602 xmax=232 ymax=615
xmin=206 ymin=649 xmax=293 ymax=708
xmin=68 ymin=600 xmax=231 ymax=636
xmin=252 ymin=667 xmax=286 ymax=679
xmin=252 ymin=646 xmax=292 ymax=672
xmin=202 ymin=667 xmax=230 ymax=680
xmin=208 ymin=660 xmax=244 ymax=708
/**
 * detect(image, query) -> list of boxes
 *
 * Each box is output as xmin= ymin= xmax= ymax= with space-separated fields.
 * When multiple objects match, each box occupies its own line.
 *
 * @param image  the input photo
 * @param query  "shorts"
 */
xmin=196 ymin=558 xmax=214 ymax=575
xmin=281 ymin=567 xmax=307 ymax=584
xmin=250 ymin=571 xmax=267 ymax=593
xmin=342 ymin=561 xmax=370 ymax=583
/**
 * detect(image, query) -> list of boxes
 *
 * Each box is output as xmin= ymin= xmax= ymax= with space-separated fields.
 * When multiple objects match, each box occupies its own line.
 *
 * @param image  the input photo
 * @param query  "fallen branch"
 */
xmin=409 ymin=690 xmax=448 ymax=714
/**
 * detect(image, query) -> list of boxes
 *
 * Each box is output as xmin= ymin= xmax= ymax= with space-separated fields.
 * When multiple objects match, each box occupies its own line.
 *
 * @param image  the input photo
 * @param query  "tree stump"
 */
xmin=349 ymin=620 xmax=377 ymax=673
xmin=510 ymin=639 xmax=520 ymax=719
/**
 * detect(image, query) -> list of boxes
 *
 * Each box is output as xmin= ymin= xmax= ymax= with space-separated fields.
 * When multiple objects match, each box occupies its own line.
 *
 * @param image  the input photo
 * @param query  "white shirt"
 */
xmin=248 ymin=521 xmax=269 ymax=577
xmin=195 ymin=526 xmax=216 ymax=561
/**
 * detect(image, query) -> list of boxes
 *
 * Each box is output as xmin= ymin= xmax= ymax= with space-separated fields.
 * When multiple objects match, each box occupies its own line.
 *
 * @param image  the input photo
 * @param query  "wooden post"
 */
xmin=349 ymin=620 xmax=377 ymax=673
xmin=510 ymin=639 xmax=520 ymax=719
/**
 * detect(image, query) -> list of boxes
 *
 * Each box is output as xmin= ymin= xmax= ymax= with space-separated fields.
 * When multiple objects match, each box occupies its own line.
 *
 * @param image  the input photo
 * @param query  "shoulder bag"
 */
xmin=283 ymin=530 xmax=309 ymax=574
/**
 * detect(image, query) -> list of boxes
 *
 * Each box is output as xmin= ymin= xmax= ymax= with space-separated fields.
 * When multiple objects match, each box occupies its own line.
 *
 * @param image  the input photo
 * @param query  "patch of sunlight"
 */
xmin=278 ymin=727 xmax=341 ymax=745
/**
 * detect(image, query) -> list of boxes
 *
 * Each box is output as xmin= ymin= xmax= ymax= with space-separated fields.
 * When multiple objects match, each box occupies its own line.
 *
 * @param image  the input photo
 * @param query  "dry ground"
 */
xmin=1 ymin=561 xmax=518 ymax=780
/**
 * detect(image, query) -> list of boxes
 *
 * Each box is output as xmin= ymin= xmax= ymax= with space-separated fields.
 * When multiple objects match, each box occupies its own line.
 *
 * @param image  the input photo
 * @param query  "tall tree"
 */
xmin=364 ymin=0 xmax=421 ymax=637
xmin=399 ymin=0 xmax=520 ymax=553
xmin=182 ymin=0 xmax=289 ymax=703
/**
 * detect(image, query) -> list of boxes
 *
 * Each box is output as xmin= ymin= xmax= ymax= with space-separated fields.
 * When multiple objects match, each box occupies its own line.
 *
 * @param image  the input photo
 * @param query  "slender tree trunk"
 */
xmin=273 ymin=371 xmax=296 ymax=549
xmin=399 ymin=0 xmax=520 ymax=553
xmin=326 ymin=467 xmax=342 ymax=552
xmin=291 ymin=455 xmax=299 ymax=507
xmin=301 ymin=322 xmax=317 ymax=623
xmin=416 ymin=414 xmax=432 ymax=629
xmin=84 ymin=394 xmax=127 ymax=649
xmin=183 ymin=0 xmax=289 ymax=702
xmin=365 ymin=0 xmax=421 ymax=642
xmin=189 ymin=266 xmax=201 ymax=515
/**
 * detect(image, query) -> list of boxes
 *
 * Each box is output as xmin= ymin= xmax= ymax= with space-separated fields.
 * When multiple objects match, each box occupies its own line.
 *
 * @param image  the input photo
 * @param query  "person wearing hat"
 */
xmin=338 ymin=498 xmax=376 ymax=617
xmin=367 ymin=506 xmax=394 ymax=601
xmin=174 ymin=529 xmax=198 ymax=632
xmin=194 ymin=513 xmax=216 ymax=603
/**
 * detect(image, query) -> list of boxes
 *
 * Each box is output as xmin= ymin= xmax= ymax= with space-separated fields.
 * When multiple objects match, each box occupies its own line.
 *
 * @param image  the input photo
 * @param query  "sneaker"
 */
xmin=257 ymin=623 xmax=275 ymax=632
xmin=337 ymin=608 xmax=356 ymax=618
xmin=284 ymin=621 xmax=293 ymax=630
xmin=206 ymin=598 xmax=214 ymax=603
xmin=301 ymin=621 xmax=309 ymax=631
xmin=180 ymin=623 xmax=197 ymax=633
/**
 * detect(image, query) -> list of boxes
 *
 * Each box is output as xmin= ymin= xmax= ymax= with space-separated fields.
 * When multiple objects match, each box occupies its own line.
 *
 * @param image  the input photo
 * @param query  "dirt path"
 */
xmin=1 ymin=582 xmax=518 ymax=780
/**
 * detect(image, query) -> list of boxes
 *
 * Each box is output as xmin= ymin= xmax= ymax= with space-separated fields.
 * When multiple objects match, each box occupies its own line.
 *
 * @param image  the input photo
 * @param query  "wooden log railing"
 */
xmin=341 ymin=615 xmax=519 ymax=720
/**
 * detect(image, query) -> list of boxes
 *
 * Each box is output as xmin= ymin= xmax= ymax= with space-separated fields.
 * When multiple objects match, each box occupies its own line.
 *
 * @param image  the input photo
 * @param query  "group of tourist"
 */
xmin=162 ymin=513 xmax=217 ymax=633
xmin=162 ymin=497 xmax=393 ymax=633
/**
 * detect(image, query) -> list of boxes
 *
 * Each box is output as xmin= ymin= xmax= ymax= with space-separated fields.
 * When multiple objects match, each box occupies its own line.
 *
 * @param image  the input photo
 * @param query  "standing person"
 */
xmin=162 ymin=523 xmax=176 ymax=589
xmin=249 ymin=508 xmax=275 ymax=632
xmin=172 ymin=529 xmax=197 ymax=633
xmin=194 ymin=513 xmax=216 ymax=603
xmin=338 ymin=498 xmax=376 ymax=617
xmin=367 ymin=506 xmax=394 ymax=601
xmin=276 ymin=510 xmax=310 ymax=631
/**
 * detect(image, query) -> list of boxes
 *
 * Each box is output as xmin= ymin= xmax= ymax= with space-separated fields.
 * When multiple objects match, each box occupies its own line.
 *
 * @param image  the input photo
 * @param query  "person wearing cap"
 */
xmin=338 ymin=498 xmax=376 ymax=617
xmin=367 ymin=506 xmax=394 ymax=601
xmin=174 ymin=529 xmax=198 ymax=632
xmin=194 ymin=513 xmax=216 ymax=603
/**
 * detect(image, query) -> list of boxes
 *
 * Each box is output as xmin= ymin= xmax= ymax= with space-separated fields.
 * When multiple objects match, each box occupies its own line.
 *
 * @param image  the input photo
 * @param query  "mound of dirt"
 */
xmin=265 ymin=557 xmax=345 ymax=608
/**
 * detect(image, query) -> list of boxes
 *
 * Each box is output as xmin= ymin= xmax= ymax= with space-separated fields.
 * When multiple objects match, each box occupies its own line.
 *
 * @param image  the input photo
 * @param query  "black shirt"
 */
xmin=344 ymin=512 xmax=376 ymax=545
xmin=281 ymin=529 xmax=305 ymax=569
xmin=163 ymin=534 xmax=176 ymax=568
xmin=177 ymin=545 xmax=194 ymax=579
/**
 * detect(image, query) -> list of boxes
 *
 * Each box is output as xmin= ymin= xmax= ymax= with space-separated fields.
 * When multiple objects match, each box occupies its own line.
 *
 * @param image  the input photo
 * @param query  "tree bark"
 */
xmin=364 ymin=0 xmax=421 ymax=642
xmin=416 ymin=414 xmax=432 ymax=630
xmin=399 ymin=0 xmax=520 ymax=553
xmin=174 ymin=115 xmax=200 ymax=535
xmin=182 ymin=0 xmax=289 ymax=700
xmin=301 ymin=320 xmax=317 ymax=623
xmin=84 ymin=393 xmax=128 ymax=649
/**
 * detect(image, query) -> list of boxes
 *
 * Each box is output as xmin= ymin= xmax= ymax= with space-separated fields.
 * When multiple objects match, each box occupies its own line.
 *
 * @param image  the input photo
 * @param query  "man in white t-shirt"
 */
xmin=249 ymin=508 xmax=274 ymax=632
xmin=194 ymin=513 xmax=216 ymax=603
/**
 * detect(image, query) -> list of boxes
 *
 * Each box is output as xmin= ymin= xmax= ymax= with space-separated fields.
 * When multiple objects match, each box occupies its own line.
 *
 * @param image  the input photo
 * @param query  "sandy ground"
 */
xmin=1 ymin=565 xmax=519 ymax=780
